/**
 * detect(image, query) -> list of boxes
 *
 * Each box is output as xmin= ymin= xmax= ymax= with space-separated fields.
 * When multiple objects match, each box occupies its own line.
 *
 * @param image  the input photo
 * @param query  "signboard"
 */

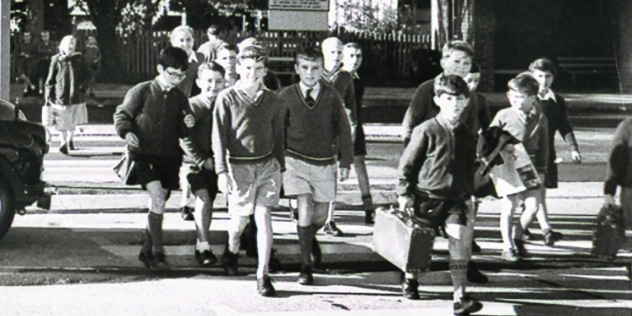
xmin=269 ymin=0 xmax=329 ymax=11
xmin=268 ymin=10 xmax=329 ymax=30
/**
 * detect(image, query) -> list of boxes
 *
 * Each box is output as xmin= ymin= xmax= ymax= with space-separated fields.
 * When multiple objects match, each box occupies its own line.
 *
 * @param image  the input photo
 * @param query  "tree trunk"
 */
xmin=26 ymin=0 xmax=44 ymax=37
xmin=94 ymin=24 xmax=121 ymax=82
xmin=85 ymin=0 xmax=128 ymax=82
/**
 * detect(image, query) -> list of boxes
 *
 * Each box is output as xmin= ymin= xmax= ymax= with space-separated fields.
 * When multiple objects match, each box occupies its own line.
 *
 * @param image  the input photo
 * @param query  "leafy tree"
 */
xmin=74 ymin=0 xmax=162 ymax=81
xmin=334 ymin=0 xmax=398 ymax=33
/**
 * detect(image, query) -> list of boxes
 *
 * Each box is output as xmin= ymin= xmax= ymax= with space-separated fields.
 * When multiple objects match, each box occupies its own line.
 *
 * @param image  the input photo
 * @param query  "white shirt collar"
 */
xmin=188 ymin=52 xmax=198 ymax=64
xmin=538 ymin=89 xmax=557 ymax=102
xmin=235 ymin=81 xmax=267 ymax=102
xmin=299 ymin=81 xmax=320 ymax=99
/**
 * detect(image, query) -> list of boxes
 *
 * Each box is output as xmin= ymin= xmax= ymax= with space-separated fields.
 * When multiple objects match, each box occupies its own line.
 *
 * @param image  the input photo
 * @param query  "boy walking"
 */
xmin=320 ymin=37 xmax=357 ymax=236
xmin=114 ymin=47 xmax=195 ymax=269
xmin=212 ymin=46 xmax=285 ymax=296
xmin=180 ymin=62 xmax=226 ymax=266
xmin=525 ymin=58 xmax=580 ymax=244
xmin=278 ymin=47 xmax=353 ymax=285
xmin=401 ymin=40 xmax=487 ymax=283
xmin=490 ymin=73 xmax=549 ymax=262
xmin=397 ymin=75 xmax=482 ymax=315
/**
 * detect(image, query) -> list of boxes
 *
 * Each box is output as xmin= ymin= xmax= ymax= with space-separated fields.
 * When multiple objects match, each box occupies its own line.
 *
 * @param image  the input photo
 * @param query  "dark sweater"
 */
xmin=397 ymin=116 xmax=477 ymax=199
xmin=114 ymin=79 xmax=192 ymax=159
xmin=322 ymin=68 xmax=357 ymax=127
xmin=605 ymin=117 xmax=632 ymax=195
xmin=401 ymin=76 xmax=481 ymax=146
xmin=212 ymin=85 xmax=285 ymax=175
xmin=279 ymin=82 xmax=354 ymax=169
xmin=539 ymin=93 xmax=579 ymax=187
xmin=181 ymin=95 xmax=215 ymax=167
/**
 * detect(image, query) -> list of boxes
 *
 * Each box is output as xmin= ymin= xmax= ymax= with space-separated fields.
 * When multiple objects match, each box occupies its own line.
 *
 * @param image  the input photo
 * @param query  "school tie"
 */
xmin=305 ymin=88 xmax=315 ymax=106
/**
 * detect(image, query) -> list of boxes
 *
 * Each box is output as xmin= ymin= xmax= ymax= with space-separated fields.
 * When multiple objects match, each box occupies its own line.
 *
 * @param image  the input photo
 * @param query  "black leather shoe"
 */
xmin=68 ymin=140 xmax=75 ymax=150
xmin=257 ymin=275 xmax=276 ymax=297
xmin=195 ymin=249 xmax=217 ymax=267
xmin=138 ymin=250 xmax=152 ymax=269
xmin=222 ymin=249 xmax=239 ymax=276
xmin=402 ymin=278 xmax=420 ymax=300
xmin=150 ymin=252 xmax=170 ymax=270
xmin=467 ymin=262 xmax=489 ymax=284
xmin=454 ymin=297 xmax=483 ymax=315
xmin=324 ymin=221 xmax=343 ymax=236
xmin=297 ymin=265 xmax=314 ymax=285
xmin=180 ymin=206 xmax=194 ymax=221
xmin=59 ymin=144 xmax=68 ymax=155
xmin=544 ymin=230 xmax=563 ymax=246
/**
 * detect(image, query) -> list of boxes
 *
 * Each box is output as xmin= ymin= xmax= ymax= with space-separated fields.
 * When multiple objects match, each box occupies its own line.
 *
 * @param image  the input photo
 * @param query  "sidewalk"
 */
xmin=12 ymin=82 xmax=632 ymax=111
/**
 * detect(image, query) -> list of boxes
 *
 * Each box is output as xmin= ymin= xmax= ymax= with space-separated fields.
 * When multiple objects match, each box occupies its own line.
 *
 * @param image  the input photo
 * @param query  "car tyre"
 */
xmin=0 ymin=179 xmax=16 ymax=241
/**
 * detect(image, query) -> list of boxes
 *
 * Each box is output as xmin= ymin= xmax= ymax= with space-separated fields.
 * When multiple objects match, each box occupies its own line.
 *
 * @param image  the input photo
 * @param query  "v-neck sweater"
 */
xmin=279 ymin=82 xmax=354 ymax=168
xmin=212 ymin=86 xmax=285 ymax=175
xmin=322 ymin=69 xmax=357 ymax=128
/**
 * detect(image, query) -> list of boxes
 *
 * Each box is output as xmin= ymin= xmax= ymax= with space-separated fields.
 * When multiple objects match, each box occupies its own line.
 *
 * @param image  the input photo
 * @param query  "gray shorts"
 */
xmin=227 ymin=158 xmax=282 ymax=216
xmin=283 ymin=156 xmax=337 ymax=203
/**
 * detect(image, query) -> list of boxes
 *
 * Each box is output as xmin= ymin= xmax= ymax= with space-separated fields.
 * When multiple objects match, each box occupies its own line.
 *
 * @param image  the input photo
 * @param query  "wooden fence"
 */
xmin=78 ymin=29 xmax=431 ymax=82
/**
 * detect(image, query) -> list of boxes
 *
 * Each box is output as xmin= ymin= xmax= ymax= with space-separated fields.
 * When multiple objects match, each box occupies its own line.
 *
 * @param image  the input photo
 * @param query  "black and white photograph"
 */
xmin=0 ymin=0 xmax=631 ymax=315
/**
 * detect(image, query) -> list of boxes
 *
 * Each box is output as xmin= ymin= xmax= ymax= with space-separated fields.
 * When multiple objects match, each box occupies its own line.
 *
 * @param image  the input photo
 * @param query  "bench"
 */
xmin=557 ymin=56 xmax=617 ymax=88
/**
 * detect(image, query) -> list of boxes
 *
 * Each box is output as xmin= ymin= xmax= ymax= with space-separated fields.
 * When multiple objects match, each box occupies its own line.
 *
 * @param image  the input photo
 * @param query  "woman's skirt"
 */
xmin=52 ymin=102 xmax=88 ymax=131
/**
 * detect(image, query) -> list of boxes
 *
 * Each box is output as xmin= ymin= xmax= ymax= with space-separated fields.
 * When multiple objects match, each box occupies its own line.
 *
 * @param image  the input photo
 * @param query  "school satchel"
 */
xmin=113 ymin=150 xmax=137 ymax=185
xmin=41 ymin=101 xmax=54 ymax=127
xmin=372 ymin=205 xmax=436 ymax=273
xmin=591 ymin=204 xmax=626 ymax=260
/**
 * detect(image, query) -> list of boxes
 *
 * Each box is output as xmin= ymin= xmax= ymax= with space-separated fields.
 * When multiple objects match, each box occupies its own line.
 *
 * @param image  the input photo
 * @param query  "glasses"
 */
xmin=165 ymin=69 xmax=186 ymax=80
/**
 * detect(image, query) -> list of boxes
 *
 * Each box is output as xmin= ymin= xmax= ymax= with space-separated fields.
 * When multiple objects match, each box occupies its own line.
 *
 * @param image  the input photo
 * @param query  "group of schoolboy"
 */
xmin=399 ymin=40 xmax=581 ymax=314
xmin=114 ymin=28 xmax=374 ymax=299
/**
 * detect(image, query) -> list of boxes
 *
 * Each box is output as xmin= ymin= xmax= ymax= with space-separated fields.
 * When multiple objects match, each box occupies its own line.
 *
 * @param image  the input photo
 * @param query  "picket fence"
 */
xmin=78 ymin=29 xmax=431 ymax=81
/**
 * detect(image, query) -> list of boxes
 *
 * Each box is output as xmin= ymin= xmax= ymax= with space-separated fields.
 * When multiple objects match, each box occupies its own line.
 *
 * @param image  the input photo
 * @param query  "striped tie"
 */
xmin=305 ymin=89 xmax=315 ymax=106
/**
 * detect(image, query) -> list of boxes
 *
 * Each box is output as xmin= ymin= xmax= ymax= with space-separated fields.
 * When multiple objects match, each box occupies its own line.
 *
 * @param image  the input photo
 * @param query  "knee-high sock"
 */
xmin=450 ymin=260 xmax=468 ymax=302
xmin=297 ymin=225 xmax=314 ymax=267
xmin=255 ymin=210 xmax=273 ymax=279
xmin=148 ymin=212 xmax=164 ymax=254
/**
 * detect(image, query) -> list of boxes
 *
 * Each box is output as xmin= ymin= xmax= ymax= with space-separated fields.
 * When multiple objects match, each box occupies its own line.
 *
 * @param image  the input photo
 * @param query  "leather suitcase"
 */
xmin=591 ymin=205 xmax=625 ymax=260
xmin=372 ymin=206 xmax=436 ymax=273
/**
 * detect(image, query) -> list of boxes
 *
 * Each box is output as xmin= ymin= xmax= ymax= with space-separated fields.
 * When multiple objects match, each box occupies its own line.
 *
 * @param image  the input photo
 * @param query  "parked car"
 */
xmin=0 ymin=99 xmax=50 ymax=241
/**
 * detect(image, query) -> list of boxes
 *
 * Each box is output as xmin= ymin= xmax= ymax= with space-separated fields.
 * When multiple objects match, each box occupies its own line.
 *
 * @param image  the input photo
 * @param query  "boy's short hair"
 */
xmin=434 ymin=74 xmax=470 ymax=98
xmin=170 ymin=25 xmax=194 ymax=42
xmin=295 ymin=47 xmax=324 ymax=65
xmin=218 ymin=42 xmax=237 ymax=53
xmin=237 ymin=37 xmax=262 ymax=52
xmin=469 ymin=62 xmax=481 ymax=74
xmin=158 ymin=47 xmax=189 ymax=71
xmin=236 ymin=45 xmax=268 ymax=66
xmin=207 ymin=24 xmax=220 ymax=36
xmin=322 ymin=37 xmax=343 ymax=48
xmin=442 ymin=40 xmax=474 ymax=59
xmin=198 ymin=61 xmax=226 ymax=78
xmin=528 ymin=58 xmax=557 ymax=76
xmin=508 ymin=72 xmax=540 ymax=96
xmin=343 ymin=42 xmax=361 ymax=51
